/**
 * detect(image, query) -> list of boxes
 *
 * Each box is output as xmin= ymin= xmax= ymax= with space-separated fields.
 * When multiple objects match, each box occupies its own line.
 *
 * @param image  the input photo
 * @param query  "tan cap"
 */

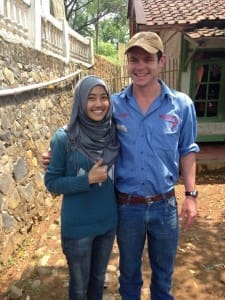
xmin=125 ymin=31 xmax=164 ymax=54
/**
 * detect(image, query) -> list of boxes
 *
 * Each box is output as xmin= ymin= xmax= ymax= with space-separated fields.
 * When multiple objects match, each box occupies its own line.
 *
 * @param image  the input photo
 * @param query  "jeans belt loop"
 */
xmin=128 ymin=194 xmax=131 ymax=203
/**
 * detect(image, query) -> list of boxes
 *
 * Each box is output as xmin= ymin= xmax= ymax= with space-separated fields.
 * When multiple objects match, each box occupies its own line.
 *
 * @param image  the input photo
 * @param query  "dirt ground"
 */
xmin=0 ymin=173 xmax=225 ymax=300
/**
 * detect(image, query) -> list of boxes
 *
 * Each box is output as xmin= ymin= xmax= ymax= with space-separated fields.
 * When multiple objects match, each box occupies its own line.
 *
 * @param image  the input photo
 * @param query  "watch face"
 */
xmin=186 ymin=191 xmax=198 ymax=198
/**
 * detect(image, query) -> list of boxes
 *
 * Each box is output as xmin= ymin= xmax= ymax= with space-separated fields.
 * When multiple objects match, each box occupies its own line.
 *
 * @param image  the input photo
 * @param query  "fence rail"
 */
xmin=0 ymin=0 xmax=93 ymax=66
xmin=0 ymin=69 xmax=82 ymax=97
xmin=160 ymin=58 xmax=180 ymax=90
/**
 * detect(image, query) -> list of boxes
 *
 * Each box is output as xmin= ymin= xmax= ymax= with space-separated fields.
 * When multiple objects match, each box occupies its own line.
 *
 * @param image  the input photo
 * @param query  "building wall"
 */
xmin=160 ymin=30 xmax=182 ymax=90
xmin=160 ymin=30 xmax=225 ymax=141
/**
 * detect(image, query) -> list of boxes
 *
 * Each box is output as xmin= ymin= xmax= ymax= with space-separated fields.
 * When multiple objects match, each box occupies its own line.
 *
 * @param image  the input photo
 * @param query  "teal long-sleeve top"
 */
xmin=44 ymin=128 xmax=118 ymax=239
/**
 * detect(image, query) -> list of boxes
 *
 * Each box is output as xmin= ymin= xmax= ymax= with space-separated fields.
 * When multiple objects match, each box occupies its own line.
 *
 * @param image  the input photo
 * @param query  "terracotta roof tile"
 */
xmin=185 ymin=27 xmax=225 ymax=39
xmin=140 ymin=0 xmax=225 ymax=26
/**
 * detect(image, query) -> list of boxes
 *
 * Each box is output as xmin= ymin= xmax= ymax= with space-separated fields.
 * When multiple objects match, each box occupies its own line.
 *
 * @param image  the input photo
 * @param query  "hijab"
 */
xmin=67 ymin=75 xmax=120 ymax=167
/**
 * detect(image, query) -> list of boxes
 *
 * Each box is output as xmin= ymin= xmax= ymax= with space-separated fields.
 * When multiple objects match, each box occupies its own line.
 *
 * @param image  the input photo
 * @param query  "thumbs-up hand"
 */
xmin=88 ymin=159 xmax=108 ymax=184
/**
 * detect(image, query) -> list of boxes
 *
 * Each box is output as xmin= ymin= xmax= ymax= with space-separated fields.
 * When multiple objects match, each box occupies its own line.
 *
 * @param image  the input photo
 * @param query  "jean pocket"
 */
xmin=167 ymin=196 xmax=177 ymax=208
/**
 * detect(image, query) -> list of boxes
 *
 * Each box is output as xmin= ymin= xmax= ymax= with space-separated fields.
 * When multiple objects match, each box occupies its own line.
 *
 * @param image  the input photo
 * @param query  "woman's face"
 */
xmin=86 ymin=85 xmax=110 ymax=121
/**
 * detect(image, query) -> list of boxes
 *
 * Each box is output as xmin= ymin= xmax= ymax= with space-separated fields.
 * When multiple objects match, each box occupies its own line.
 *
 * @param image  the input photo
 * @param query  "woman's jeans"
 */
xmin=117 ymin=196 xmax=179 ymax=300
xmin=62 ymin=229 xmax=116 ymax=300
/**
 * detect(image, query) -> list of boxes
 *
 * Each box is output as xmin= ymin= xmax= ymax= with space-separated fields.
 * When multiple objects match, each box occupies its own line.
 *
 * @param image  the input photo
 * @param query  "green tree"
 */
xmin=64 ymin=0 xmax=127 ymax=32
xmin=64 ymin=0 xmax=128 ymax=53
xmin=100 ymin=19 xmax=128 ymax=44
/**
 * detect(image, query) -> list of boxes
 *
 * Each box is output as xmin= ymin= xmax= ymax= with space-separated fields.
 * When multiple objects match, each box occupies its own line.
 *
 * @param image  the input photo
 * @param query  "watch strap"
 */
xmin=185 ymin=190 xmax=198 ymax=198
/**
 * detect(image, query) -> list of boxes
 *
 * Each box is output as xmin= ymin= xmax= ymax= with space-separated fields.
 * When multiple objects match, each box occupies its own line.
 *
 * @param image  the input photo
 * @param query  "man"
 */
xmin=112 ymin=31 xmax=199 ymax=300
xmin=43 ymin=32 xmax=199 ymax=300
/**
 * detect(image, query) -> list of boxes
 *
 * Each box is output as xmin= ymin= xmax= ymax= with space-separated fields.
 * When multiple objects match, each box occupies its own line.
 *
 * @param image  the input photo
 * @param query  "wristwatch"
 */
xmin=185 ymin=190 xmax=198 ymax=198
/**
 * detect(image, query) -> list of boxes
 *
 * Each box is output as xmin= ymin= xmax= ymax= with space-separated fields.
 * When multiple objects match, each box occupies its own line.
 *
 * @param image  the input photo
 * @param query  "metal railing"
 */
xmin=0 ymin=69 xmax=82 ymax=97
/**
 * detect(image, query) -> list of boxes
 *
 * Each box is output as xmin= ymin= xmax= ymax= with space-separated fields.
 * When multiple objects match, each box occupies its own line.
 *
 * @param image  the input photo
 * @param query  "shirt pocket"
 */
xmin=147 ymin=120 xmax=180 ymax=151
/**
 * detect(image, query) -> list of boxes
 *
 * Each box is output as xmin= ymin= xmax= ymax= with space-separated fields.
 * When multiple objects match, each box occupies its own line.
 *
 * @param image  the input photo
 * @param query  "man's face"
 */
xmin=127 ymin=47 xmax=165 ymax=88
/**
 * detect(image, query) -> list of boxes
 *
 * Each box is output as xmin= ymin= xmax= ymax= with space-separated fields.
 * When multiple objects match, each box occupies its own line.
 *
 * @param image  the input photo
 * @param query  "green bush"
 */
xmin=97 ymin=42 xmax=119 ymax=65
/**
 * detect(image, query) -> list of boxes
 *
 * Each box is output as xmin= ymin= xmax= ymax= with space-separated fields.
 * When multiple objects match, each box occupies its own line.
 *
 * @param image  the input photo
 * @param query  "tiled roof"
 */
xmin=185 ymin=27 xmax=225 ymax=39
xmin=139 ymin=0 xmax=225 ymax=26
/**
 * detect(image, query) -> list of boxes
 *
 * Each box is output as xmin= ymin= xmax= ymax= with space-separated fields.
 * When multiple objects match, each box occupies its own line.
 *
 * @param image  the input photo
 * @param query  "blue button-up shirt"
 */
xmin=112 ymin=80 xmax=200 ymax=196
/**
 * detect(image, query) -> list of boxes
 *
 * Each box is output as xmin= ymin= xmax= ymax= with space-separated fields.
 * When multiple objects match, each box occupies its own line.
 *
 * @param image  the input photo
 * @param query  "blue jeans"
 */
xmin=62 ymin=229 xmax=116 ymax=300
xmin=117 ymin=196 xmax=179 ymax=300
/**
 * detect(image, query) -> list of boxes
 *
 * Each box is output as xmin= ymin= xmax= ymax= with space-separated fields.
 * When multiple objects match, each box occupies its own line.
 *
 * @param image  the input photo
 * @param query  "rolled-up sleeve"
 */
xmin=178 ymin=95 xmax=200 ymax=156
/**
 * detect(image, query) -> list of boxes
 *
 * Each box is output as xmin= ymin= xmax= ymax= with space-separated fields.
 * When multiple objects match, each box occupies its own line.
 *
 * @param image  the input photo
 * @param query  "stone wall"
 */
xmin=0 ymin=38 xmax=118 ymax=264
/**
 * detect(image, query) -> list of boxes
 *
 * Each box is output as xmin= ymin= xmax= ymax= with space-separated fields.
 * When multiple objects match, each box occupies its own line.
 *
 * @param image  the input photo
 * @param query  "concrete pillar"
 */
xmin=41 ymin=0 xmax=50 ymax=15
xmin=27 ymin=0 xmax=42 ymax=50
xmin=0 ymin=0 xmax=4 ymax=16
xmin=62 ymin=19 xmax=70 ymax=63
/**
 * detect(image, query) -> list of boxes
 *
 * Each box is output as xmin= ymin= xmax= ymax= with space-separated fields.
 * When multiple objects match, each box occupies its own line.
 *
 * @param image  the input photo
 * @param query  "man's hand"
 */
xmin=179 ymin=197 xmax=197 ymax=228
xmin=42 ymin=150 xmax=51 ymax=170
xmin=88 ymin=159 xmax=108 ymax=184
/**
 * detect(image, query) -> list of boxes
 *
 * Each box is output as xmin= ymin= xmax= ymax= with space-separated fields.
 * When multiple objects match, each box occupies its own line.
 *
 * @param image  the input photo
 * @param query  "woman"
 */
xmin=44 ymin=75 xmax=120 ymax=300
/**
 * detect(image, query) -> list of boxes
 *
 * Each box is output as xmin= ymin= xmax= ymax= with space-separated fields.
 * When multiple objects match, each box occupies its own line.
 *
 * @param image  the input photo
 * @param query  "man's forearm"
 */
xmin=180 ymin=152 xmax=197 ymax=191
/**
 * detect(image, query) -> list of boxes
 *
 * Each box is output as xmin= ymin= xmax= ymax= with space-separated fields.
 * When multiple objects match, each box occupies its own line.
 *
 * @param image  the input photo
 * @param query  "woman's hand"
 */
xmin=88 ymin=159 xmax=108 ymax=184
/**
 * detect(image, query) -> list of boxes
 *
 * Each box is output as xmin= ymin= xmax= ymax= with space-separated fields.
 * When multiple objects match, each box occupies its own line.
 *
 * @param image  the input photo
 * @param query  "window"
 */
xmin=192 ymin=51 xmax=225 ymax=120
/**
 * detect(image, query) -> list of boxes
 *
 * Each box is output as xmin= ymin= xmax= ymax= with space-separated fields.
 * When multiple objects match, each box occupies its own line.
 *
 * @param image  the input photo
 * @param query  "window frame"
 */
xmin=190 ymin=53 xmax=225 ymax=123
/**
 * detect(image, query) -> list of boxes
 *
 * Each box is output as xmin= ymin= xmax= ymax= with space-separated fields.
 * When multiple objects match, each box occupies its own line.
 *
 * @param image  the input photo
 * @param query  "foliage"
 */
xmin=64 ymin=0 xmax=127 ymax=31
xmin=64 ymin=0 xmax=128 ymax=58
xmin=97 ymin=42 xmax=119 ymax=65
xmin=100 ymin=19 xmax=128 ymax=44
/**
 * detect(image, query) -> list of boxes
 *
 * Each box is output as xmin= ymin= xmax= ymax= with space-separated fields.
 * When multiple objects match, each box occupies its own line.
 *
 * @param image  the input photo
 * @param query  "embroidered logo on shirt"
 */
xmin=159 ymin=114 xmax=178 ymax=129
xmin=118 ymin=113 xmax=129 ymax=118
xmin=116 ymin=124 xmax=128 ymax=132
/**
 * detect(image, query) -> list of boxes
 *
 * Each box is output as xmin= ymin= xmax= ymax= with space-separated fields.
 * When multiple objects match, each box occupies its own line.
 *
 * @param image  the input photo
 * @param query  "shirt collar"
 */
xmin=159 ymin=79 xmax=176 ymax=101
xmin=121 ymin=79 xmax=176 ymax=102
xmin=119 ymin=85 xmax=132 ymax=100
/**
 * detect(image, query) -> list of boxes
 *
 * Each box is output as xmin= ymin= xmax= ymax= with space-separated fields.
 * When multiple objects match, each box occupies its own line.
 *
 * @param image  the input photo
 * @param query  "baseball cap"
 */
xmin=125 ymin=31 xmax=164 ymax=54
